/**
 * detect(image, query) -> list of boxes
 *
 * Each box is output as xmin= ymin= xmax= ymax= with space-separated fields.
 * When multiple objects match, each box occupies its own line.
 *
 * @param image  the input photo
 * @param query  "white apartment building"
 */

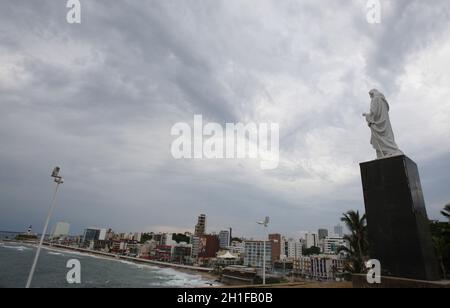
xmin=162 ymin=233 xmax=177 ymax=246
xmin=190 ymin=235 xmax=200 ymax=260
xmin=295 ymin=255 xmax=345 ymax=280
xmin=286 ymin=239 xmax=302 ymax=260
xmin=228 ymin=240 xmax=245 ymax=257
xmin=219 ymin=230 xmax=231 ymax=248
xmin=243 ymin=241 xmax=272 ymax=269
xmin=334 ymin=225 xmax=344 ymax=237
xmin=305 ymin=232 xmax=319 ymax=249
xmin=322 ymin=236 xmax=349 ymax=255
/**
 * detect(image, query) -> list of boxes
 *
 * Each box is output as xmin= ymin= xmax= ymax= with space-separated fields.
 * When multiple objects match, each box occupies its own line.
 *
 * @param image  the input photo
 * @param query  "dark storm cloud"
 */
xmin=364 ymin=0 xmax=450 ymax=93
xmin=1 ymin=0 xmax=450 ymax=238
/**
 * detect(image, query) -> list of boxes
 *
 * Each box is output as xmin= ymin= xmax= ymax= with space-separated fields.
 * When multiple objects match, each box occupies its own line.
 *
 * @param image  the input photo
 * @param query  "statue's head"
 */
xmin=369 ymin=89 xmax=389 ymax=108
xmin=369 ymin=89 xmax=384 ymax=100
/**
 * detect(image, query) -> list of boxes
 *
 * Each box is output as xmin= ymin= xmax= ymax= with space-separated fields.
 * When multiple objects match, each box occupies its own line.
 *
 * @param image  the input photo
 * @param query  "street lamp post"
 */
xmin=26 ymin=167 xmax=64 ymax=289
xmin=256 ymin=216 xmax=270 ymax=285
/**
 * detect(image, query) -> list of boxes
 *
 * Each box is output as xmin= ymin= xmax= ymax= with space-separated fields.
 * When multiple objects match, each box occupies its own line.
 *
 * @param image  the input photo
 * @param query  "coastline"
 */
xmin=1 ymin=240 xmax=221 ymax=287
xmin=2 ymin=240 xmax=354 ymax=288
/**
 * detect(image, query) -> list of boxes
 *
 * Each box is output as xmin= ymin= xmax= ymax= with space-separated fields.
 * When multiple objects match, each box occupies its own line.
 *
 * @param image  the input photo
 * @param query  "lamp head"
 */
xmin=51 ymin=167 xmax=61 ymax=178
xmin=256 ymin=216 xmax=270 ymax=227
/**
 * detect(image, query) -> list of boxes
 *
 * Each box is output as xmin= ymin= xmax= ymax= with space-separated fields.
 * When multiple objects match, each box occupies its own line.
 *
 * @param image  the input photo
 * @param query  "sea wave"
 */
xmin=119 ymin=260 xmax=160 ymax=270
xmin=119 ymin=260 xmax=138 ymax=266
xmin=161 ymin=277 xmax=216 ymax=287
xmin=23 ymin=245 xmax=218 ymax=287
xmin=47 ymin=251 xmax=64 ymax=256
xmin=1 ymin=245 xmax=31 ymax=251
xmin=111 ymin=259 xmax=217 ymax=287
xmin=0 ymin=244 xmax=220 ymax=287
xmin=156 ymin=267 xmax=217 ymax=287
xmin=46 ymin=249 xmax=86 ymax=258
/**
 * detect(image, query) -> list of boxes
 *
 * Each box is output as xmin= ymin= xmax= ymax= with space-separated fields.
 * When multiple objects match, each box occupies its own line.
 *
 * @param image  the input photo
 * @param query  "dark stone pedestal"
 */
xmin=360 ymin=155 xmax=440 ymax=281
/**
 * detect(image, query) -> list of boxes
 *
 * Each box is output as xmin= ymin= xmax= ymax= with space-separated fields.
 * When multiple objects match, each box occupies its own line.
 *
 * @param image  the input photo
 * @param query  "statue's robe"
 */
xmin=365 ymin=94 xmax=403 ymax=159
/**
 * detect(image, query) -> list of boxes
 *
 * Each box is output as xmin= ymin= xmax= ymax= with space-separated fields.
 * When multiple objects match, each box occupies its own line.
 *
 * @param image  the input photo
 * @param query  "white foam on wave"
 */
xmin=47 ymin=251 xmax=64 ymax=256
xmin=119 ymin=260 xmax=137 ymax=266
xmin=161 ymin=277 xmax=216 ymax=287
xmin=0 ymin=243 xmax=219 ymax=288
xmin=119 ymin=260 xmax=161 ymax=270
xmin=139 ymin=264 xmax=159 ymax=270
xmin=156 ymin=267 xmax=218 ymax=287
xmin=109 ymin=259 xmax=216 ymax=286
xmin=1 ymin=245 xmax=31 ymax=251
xmin=42 ymin=247 xmax=109 ymax=261
xmin=15 ymin=245 xmax=218 ymax=287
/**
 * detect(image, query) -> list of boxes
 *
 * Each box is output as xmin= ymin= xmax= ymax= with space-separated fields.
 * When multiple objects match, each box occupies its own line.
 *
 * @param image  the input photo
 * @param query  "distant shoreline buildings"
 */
xmin=11 ymin=215 xmax=350 ymax=284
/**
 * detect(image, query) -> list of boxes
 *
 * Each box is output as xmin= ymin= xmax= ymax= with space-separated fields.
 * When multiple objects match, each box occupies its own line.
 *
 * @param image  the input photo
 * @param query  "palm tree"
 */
xmin=339 ymin=210 xmax=369 ymax=273
xmin=441 ymin=204 xmax=450 ymax=219
xmin=432 ymin=236 xmax=448 ymax=280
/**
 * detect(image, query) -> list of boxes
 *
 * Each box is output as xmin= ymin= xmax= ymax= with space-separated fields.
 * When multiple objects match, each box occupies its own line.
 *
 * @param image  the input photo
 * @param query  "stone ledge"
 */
xmin=352 ymin=274 xmax=450 ymax=288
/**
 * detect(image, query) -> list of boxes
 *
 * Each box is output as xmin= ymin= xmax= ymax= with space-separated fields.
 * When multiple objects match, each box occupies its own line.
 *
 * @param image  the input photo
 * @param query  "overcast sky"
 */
xmin=1 ymin=0 xmax=450 ymax=239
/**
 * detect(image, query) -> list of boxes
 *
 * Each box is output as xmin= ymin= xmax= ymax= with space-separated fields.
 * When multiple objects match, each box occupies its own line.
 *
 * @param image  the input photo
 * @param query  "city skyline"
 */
xmin=1 ymin=1 xmax=450 ymax=239
xmin=2 ymin=216 xmax=347 ymax=243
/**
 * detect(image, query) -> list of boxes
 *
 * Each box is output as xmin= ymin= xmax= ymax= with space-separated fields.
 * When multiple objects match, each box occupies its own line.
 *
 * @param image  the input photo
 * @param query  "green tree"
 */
xmin=140 ymin=233 xmax=153 ymax=244
xmin=430 ymin=219 xmax=450 ymax=279
xmin=172 ymin=233 xmax=190 ymax=244
xmin=338 ymin=210 xmax=369 ymax=273
xmin=303 ymin=246 xmax=321 ymax=256
xmin=432 ymin=236 xmax=448 ymax=280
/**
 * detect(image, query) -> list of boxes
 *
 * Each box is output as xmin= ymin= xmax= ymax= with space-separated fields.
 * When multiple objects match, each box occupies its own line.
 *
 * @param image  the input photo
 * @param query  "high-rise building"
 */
xmin=134 ymin=232 xmax=142 ymax=243
xmin=269 ymin=234 xmax=281 ymax=262
xmin=162 ymin=233 xmax=177 ymax=246
xmin=190 ymin=235 xmax=200 ymax=260
xmin=323 ymin=236 xmax=348 ymax=255
xmin=318 ymin=229 xmax=328 ymax=240
xmin=305 ymin=232 xmax=318 ymax=249
xmin=198 ymin=235 xmax=220 ymax=258
xmin=334 ymin=225 xmax=343 ymax=237
xmin=285 ymin=238 xmax=302 ymax=260
xmin=52 ymin=222 xmax=70 ymax=238
xmin=172 ymin=243 xmax=192 ymax=263
xmin=229 ymin=240 xmax=245 ymax=257
xmin=219 ymin=230 xmax=231 ymax=248
xmin=106 ymin=229 xmax=115 ymax=241
xmin=296 ymin=255 xmax=345 ymax=280
xmin=243 ymin=240 xmax=272 ymax=269
xmin=194 ymin=214 xmax=206 ymax=236
xmin=83 ymin=227 xmax=107 ymax=242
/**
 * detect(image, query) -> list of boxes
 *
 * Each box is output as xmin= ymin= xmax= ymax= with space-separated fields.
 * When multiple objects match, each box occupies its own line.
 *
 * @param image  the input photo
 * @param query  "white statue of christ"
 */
xmin=363 ymin=89 xmax=403 ymax=159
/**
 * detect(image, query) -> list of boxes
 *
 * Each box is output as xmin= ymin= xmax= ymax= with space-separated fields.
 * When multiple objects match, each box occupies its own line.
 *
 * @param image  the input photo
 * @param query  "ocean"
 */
xmin=0 ymin=241 xmax=219 ymax=288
